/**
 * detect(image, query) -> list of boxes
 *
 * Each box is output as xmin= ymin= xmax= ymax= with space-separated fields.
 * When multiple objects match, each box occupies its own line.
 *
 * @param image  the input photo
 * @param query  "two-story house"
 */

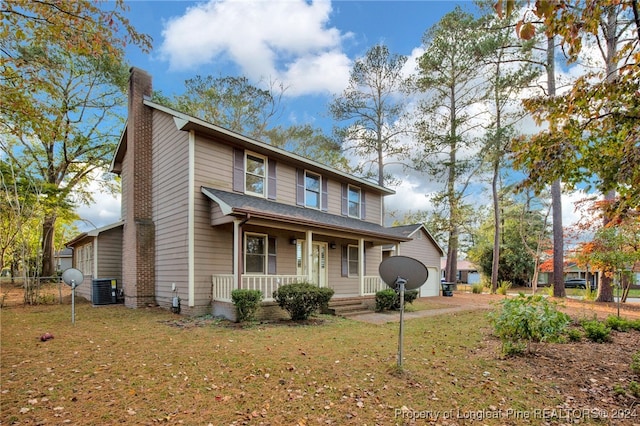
xmin=67 ymin=67 xmax=428 ymax=320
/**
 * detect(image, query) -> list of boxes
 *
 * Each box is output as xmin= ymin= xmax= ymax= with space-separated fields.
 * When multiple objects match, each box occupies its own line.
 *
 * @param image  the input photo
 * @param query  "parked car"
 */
xmin=564 ymin=278 xmax=588 ymax=289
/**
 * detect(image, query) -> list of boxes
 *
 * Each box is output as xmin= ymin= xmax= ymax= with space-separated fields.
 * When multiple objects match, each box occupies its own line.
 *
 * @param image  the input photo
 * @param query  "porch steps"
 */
xmin=327 ymin=299 xmax=371 ymax=318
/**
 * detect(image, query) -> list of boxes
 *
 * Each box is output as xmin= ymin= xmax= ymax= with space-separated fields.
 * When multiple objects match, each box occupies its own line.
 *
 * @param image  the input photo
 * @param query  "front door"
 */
xmin=311 ymin=242 xmax=328 ymax=288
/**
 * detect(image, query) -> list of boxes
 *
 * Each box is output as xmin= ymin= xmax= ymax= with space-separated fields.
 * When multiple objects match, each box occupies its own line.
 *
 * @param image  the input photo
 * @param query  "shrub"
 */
xmin=272 ymin=282 xmax=334 ymax=321
xmin=471 ymin=283 xmax=483 ymax=294
xmin=566 ymin=328 xmax=582 ymax=342
xmin=630 ymin=319 xmax=640 ymax=331
xmin=497 ymin=281 xmax=512 ymax=295
xmin=630 ymin=381 xmax=640 ymax=398
xmin=583 ymin=286 xmax=597 ymax=301
xmin=631 ymin=352 xmax=640 ymax=376
xmin=605 ymin=315 xmax=630 ymax=332
xmin=487 ymin=294 xmax=570 ymax=356
xmin=375 ymin=289 xmax=419 ymax=311
xmin=231 ymin=289 xmax=262 ymax=322
xmin=582 ymin=320 xmax=611 ymax=343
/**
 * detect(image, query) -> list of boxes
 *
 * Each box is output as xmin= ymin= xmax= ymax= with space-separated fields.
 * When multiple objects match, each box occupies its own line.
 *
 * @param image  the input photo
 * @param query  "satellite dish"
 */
xmin=62 ymin=268 xmax=84 ymax=287
xmin=379 ymin=256 xmax=428 ymax=291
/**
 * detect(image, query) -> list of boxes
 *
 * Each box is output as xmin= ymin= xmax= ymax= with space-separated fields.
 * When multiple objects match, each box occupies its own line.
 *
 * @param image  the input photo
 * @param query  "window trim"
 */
xmin=347 ymin=185 xmax=361 ymax=219
xmin=304 ymin=170 xmax=322 ymax=210
xmin=244 ymin=151 xmax=267 ymax=197
xmin=244 ymin=232 xmax=268 ymax=274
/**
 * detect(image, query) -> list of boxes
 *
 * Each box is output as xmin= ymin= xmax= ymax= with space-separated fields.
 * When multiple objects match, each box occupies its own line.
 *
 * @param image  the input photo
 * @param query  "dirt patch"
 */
xmin=482 ymin=328 xmax=640 ymax=423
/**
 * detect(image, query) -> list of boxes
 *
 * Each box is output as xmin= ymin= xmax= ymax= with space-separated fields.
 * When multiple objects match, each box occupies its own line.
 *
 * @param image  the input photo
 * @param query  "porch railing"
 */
xmin=212 ymin=274 xmax=308 ymax=302
xmin=363 ymin=276 xmax=385 ymax=295
xmin=212 ymin=274 xmax=386 ymax=302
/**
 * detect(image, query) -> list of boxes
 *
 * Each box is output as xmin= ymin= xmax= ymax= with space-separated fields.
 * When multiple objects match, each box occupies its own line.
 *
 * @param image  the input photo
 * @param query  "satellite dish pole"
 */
xmin=396 ymin=276 xmax=407 ymax=368
xmin=379 ymin=256 xmax=429 ymax=371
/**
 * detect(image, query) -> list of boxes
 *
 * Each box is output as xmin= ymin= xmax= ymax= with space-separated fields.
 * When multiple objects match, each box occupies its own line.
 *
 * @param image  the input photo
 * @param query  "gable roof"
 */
xmin=65 ymin=221 xmax=124 ymax=247
xmin=112 ymin=99 xmax=394 ymax=195
xmin=201 ymin=187 xmax=409 ymax=244
xmin=386 ymin=224 xmax=445 ymax=256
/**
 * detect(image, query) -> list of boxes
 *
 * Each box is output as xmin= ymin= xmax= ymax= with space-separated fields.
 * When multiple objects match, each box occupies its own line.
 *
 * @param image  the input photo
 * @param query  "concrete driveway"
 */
xmin=348 ymin=292 xmax=640 ymax=324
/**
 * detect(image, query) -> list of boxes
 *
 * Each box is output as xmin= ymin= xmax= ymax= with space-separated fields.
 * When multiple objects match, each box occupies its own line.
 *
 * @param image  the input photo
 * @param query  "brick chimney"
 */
xmin=122 ymin=67 xmax=156 ymax=308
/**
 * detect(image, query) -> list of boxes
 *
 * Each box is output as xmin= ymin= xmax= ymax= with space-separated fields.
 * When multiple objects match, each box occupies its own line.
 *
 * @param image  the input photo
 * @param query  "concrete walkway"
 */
xmin=348 ymin=292 xmax=640 ymax=324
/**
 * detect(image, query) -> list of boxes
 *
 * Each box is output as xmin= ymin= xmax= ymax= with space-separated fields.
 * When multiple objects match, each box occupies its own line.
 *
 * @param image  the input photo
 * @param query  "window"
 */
xmin=305 ymin=171 xmax=321 ymax=209
xmin=348 ymin=245 xmax=359 ymax=276
xmin=77 ymin=243 xmax=93 ymax=276
xmin=348 ymin=186 xmax=361 ymax=218
xmin=245 ymin=153 xmax=266 ymax=196
xmin=245 ymin=233 xmax=267 ymax=274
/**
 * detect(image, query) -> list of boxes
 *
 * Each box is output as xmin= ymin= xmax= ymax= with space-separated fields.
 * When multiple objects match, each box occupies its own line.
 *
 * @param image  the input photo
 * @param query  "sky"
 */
xmin=76 ymin=0 xmax=590 ymax=237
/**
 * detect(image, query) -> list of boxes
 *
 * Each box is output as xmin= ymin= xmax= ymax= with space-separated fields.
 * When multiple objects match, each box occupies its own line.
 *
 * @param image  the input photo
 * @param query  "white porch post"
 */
xmin=395 ymin=243 xmax=400 ymax=256
xmin=305 ymin=230 xmax=313 ymax=283
xmin=359 ymin=238 xmax=365 ymax=296
xmin=233 ymin=219 xmax=241 ymax=289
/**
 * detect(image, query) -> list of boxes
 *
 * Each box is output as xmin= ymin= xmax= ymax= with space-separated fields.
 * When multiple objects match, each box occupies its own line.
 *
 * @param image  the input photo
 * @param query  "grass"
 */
xmin=2 ymin=300 xmax=571 ymax=424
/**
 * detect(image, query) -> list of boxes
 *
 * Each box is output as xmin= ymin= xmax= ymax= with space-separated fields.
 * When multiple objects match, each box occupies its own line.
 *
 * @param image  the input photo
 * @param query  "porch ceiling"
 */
xmin=201 ymin=187 xmax=410 ymax=245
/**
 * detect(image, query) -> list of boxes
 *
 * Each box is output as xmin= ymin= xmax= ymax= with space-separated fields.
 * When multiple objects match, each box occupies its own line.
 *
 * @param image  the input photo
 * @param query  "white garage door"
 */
xmin=420 ymin=267 xmax=440 ymax=297
xmin=468 ymin=272 xmax=480 ymax=284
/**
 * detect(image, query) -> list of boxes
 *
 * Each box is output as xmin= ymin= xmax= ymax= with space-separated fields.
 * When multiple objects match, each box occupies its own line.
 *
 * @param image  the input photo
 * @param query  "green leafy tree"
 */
xmin=330 ymin=44 xmax=411 ymax=200
xmin=469 ymin=201 xmax=549 ymax=286
xmin=508 ymin=2 xmax=639 ymax=300
xmin=414 ymin=7 xmax=488 ymax=283
xmin=1 ymin=1 xmax=151 ymax=277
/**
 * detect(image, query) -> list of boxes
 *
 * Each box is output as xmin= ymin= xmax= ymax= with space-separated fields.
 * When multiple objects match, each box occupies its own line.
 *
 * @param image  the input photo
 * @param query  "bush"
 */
xmin=488 ymin=294 xmax=570 ymax=356
xmin=497 ymin=281 xmax=512 ymax=295
xmin=566 ymin=328 xmax=582 ymax=342
xmin=375 ymin=288 xmax=419 ymax=311
xmin=582 ymin=320 xmax=612 ymax=343
xmin=631 ymin=352 xmax=640 ymax=376
xmin=629 ymin=319 xmax=640 ymax=331
xmin=583 ymin=286 xmax=597 ymax=301
xmin=471 ymin=283 xmax=483 ymax=294
xmin=231 ymin=289 xmax=263 ymax=322
xmin=273 ymin=282 xmax=334 ymax=321
xmin=630 ymin=381 xmax=640 ymax=398
xmin=605 ymin=315 xmax=630 ymax=332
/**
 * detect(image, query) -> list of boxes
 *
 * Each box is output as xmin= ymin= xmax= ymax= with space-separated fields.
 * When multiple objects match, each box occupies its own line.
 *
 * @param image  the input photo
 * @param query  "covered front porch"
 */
xmin=201 ymin=187 xmax=408 ymax=306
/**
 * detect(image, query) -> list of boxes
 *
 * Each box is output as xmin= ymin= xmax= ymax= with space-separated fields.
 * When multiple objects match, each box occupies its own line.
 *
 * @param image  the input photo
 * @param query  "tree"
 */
xmin=576 ymin=216 xmax=640 ymax=302
xmin=476 ymin=0 xmax=541 ymax=292
xmin=1 ymin=1 xmax=151 ymax=277
xmin=498 ymin=0 xmax=640 ymax=218
xmin=469 ymin=201 xmax=550 ymax=286
xmin=414 ymin=7 xmax=488 ymax=284
xmin=507 ymin=2 xmax=639 ymax=300
xmin=330 ymin=44 xmax=411 ymax=198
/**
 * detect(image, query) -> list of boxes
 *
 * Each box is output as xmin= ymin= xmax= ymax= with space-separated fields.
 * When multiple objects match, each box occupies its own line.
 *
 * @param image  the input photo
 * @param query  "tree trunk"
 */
xmin=491 ymin=161 xmax=500 ymax=294
xmin=546 ymin=36 xmax=565 ymax=298
xmin=551 ymin=178 xmax=565 ymax=297
xmin=41 ymin=214 xmax=56 ymax=277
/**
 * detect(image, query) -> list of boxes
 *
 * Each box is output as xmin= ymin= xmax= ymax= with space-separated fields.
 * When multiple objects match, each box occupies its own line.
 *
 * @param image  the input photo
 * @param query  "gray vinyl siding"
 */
xmin=152 ymin=111 xmax=190 ymax=308
xmin=96 ymin=227 xmax=123 ymax=280
xmin=399 ymin=231 xmax=441 ymax=270
xmin=364 ymin=191 xmax=382 ymax=225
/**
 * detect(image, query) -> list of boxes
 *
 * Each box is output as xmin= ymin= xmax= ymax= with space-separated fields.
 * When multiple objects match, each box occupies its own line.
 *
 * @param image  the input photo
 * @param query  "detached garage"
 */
xmin=383 ymin=224 xmax=445 ymax=297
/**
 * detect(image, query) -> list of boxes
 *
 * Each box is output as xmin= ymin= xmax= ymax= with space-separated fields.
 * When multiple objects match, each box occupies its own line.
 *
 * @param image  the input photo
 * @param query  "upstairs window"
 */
xmin=305 ymin=171 xmax=321 ymax=209
xmin=245 ymin=153 xmax=266 ymax=197
xmin=348 ymin=186 xmax=361 ymax=218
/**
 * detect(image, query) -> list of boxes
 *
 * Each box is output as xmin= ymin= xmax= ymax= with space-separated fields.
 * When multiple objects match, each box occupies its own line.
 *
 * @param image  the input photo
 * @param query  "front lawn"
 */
xmin=1 ymin=300 xmax=637 ymax=424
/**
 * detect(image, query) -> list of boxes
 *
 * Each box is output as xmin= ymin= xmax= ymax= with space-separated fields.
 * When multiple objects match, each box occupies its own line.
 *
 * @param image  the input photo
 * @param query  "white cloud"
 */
xmin=159 ymin=0 xmax=352 ymax=96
